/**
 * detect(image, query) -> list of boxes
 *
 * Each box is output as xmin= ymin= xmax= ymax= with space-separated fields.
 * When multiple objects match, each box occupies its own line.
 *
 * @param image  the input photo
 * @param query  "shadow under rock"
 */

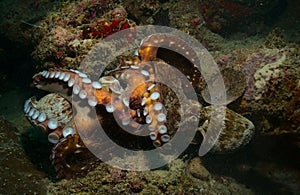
xmin=20 ymin=127 xmax=58 ymax=181
xmin=202 ymin=133 xmax=300 ymax=194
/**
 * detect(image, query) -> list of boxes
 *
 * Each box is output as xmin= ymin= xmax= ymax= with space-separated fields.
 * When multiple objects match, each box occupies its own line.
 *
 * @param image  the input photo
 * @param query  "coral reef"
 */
xmin=82 ymin=6 xmax=136 ymax=39
xmin=242 ymin=46 xmax=300 ymax=118
xmin=213 ymin=32 xmax=300 ymax=134
xmin=264 ymin=28 xmax=286 ymax=49
xmin=31 ymin=1 xmax=135 ymax=70
xmin=47 ymin=159 xmax=253 ymax=194
xmin=28 ymin=0 xmax=287 ymax=72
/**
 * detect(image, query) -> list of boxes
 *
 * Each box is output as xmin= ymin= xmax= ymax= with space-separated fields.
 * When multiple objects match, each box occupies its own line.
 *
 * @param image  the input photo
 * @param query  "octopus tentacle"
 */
xmin=24 ymin=93 xmax=99 ymax=178
xmin=138 ymin=33 xmax=201 ymax=87
xmin=24 ymin=93 xmax=73 ymax=143
xmin=31 ymin=65 xmax=170 ymax=147
xmin=50 ymin=133 xmax=99 ymax=179
xmin=104 ymin=60 xmax=170 ymax=145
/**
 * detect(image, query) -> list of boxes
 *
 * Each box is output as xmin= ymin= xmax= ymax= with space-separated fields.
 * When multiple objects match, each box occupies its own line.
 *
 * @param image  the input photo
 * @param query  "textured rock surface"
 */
xmin=48 ymin=159 xmax=252 ymax=194
xmin=0 ymin=118 xmax=48 ymax=194
xmin=187 ymin=157 xmax=210 ymax=180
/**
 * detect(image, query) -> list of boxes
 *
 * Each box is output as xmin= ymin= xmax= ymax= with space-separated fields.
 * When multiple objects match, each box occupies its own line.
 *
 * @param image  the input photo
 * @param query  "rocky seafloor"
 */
xmin=0 ymin=0 xmax=299 ymax=194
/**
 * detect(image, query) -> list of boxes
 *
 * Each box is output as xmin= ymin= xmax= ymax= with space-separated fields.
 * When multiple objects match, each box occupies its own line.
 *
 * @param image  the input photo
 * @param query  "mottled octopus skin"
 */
xmin=25 ymin=66 xmax=167 ymax=178
xmin=198 ymin=106 xmax=255 ymax=153
xmin=24 ymin=93 xmax=100 ymax=178
xmin=24 ymin=33 xmax=255 ymax=178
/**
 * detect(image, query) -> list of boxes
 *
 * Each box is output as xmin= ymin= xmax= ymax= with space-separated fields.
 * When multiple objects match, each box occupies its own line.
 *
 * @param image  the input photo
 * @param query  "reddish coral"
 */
xmin=189 ymin=17 xmax=204 ymax=28
xmin=84 ymin=7 xmax=136 ymax=39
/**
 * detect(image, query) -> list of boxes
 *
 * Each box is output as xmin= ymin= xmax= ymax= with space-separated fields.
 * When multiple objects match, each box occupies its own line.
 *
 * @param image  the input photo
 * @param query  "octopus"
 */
xmin=24 ymin=33 xmax=254 ymax=178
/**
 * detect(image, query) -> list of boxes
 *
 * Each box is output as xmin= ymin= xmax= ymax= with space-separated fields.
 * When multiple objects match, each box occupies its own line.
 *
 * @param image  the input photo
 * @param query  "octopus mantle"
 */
xmin=24 ymin=34 xmax=254 ymax=178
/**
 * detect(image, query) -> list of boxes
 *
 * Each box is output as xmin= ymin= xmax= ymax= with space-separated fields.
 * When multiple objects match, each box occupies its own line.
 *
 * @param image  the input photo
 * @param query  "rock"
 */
xmin=0 ymin=118 xmax=48 ymax=194
xmin=187 ymin=157 xmax=210 ymax=180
